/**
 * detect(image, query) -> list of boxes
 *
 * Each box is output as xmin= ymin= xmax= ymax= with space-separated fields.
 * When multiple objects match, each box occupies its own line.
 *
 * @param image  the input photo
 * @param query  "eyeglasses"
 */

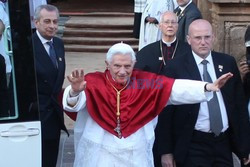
xmin=162 ymin=20 xmax=178 ymax=25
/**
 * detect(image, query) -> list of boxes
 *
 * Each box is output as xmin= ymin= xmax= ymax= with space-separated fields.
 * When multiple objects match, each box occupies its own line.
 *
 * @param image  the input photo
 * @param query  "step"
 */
xmin=65 ymin=44 xmax=138 ymax=53
xmin=63 ymin=37 xmax=139 ymax=45
xmin=63 ymin=28 xmax=134 ymax=37
xmin=64 ymin=16 xmax=134 ymax=29
xmin=61 ymin=12 xmax=134 ymax=17
xmin=65 ymin=23 xmax=133 ymax=29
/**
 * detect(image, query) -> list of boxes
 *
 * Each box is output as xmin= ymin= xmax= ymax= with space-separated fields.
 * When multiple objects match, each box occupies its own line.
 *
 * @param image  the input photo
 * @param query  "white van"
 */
xmin=0 ymin=1 xmax=41 ymax=167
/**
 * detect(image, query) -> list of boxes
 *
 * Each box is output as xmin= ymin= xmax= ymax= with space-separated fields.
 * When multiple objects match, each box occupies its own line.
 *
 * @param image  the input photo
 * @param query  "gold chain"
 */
xmin=160 ymin=40 xmax=179 ymax=65
xmin=106 ymin=74 xmax=130 ymax=138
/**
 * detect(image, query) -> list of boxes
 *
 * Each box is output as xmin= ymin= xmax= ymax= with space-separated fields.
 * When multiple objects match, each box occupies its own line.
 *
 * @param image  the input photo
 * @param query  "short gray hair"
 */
xmin=106 ymin=42 xmax=136 ymax=63
xmin=34 ymin=4 xmax=59 ymax=21
xmin=159 ymin=11 xmax=178 ymax=23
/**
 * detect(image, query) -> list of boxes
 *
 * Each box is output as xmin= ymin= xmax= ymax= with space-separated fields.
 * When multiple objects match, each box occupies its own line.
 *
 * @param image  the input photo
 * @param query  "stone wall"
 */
xmin=197 ymin=0 xmax=250 ymax=62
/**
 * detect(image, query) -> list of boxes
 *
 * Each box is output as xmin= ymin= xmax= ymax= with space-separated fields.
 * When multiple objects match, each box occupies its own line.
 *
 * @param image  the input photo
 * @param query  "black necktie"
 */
xmin=201 ymin=60 xmax=223 ymax=136
xmin=47 ymin=41 xmax=58 ymax=68
xmin=175 ymin=7 xmax=181 ymax=17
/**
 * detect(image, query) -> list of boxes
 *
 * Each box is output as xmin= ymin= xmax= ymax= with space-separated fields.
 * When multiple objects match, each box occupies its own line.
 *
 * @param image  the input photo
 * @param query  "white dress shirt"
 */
xmin=178 ymin=0 xmax=192 ymax=12
xmin=192 ymin=51 xmax=229 ymax=133
xmin=36 ymin=31 xmax=53 ymax=55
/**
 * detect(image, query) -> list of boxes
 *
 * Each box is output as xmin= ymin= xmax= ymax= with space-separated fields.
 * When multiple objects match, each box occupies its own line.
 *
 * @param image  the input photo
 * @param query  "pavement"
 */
xmin=57 ymin=130 xmax=74 ymax=167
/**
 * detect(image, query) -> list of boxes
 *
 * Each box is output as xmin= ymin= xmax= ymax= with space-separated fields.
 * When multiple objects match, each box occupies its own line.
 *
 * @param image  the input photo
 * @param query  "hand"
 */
xmin=67 ymin=68 xmax=86 ymax=95
xmin=206 ymin=72 xmax=233 ymax=91
xmin=161 ymin=154 xmax=176 ymax=167
xmin=243 ymin=153 xmax=250 ymax=165
xmin=239 ymin=60 xmax=250 ymax=79
xmin=145 ymin=16 xmax=159 ymax=24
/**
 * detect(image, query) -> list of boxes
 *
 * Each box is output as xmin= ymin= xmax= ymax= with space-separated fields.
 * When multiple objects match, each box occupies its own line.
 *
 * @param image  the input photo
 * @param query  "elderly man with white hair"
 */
xmin=63 ymin=42 xmax=232 ymax=167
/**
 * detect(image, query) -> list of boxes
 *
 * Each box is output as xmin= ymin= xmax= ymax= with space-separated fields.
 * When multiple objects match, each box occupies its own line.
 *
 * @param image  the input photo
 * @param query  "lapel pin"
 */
xmin=59 ymin=57 xmax=62 ymax=61
xmin=159 ymin=57 xmax=163 ymax=60
xmin=218 ymin=65 xmax=223 ymax=72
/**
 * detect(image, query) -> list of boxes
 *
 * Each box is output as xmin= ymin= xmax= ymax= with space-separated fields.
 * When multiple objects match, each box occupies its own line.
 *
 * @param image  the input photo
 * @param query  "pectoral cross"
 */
xmin=114 ymin=118 xmax=122 ymax=138
xmin=106 ymin=74 xmax=129 ymax=139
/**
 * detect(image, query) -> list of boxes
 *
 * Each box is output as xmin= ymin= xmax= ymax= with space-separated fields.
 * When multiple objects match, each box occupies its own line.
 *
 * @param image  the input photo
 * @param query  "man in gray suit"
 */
xmin=174 ymin=0 xmax=202 ymax=42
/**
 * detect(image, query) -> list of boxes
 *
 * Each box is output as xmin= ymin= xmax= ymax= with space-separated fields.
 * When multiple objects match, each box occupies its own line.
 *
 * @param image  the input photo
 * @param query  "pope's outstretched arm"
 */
xmin=168 ymin=72 xmax=233 ymax=105
xmin=64 ymin=69 xmax=233 ymax=107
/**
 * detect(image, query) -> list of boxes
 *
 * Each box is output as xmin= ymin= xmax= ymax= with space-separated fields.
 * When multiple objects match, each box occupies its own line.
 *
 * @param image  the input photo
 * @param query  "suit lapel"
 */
xmin=33 ymin=33 xmax=59 ymax=93
xmin=184 ymin=51 xmax=202 ymax=81
xmin=51 ymin=38 xmax=65 ymax=94
xmin=177 ymin=2 xmax=194 ymax=22
xmin=211 ymin=52 xmax=225 ymax=79
xmin=34 ymin=33 xmax=58 ymax=73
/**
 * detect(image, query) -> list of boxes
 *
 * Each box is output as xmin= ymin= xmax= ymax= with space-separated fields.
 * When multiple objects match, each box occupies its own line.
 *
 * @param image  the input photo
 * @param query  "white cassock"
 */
xmin=138 ymin=0 xmax=176 ymax=50
xmin=29 ymin=0 xmax=47 ymax=29
xmin=63 ymin=79 xmax=212 ymax=167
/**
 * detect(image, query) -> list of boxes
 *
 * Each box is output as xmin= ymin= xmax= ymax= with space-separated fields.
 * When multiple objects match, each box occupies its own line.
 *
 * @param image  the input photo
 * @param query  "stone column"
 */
xmin=197 ymin=0 xmax=212 ymax=22
xmin=207 ymin=0 xmax=250 ymax=62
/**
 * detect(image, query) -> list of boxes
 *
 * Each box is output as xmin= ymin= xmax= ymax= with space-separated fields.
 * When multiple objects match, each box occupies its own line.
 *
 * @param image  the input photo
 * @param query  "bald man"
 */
xmin=158 ymin=19 xmax=250 ymax=167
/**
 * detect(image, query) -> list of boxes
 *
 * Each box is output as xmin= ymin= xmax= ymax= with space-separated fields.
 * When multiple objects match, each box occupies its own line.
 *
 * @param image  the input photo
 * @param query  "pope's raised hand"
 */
xmin=206 ymin=72 xmax=233 ymax=92
xmin=67 ymin=68 xmax=86 ymax=96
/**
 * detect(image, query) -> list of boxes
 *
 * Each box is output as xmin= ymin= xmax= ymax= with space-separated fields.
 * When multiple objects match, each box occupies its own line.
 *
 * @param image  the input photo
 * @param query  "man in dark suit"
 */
xmin=32 ymin=4 xmax=68 ymax=167
xmin=135 ymin=11 xmax=190 ymax=74
xmin=135 ymin=11 xmax=190 ymax=167
xmin=158 ymin=19 xmax=250 ymax=167
xmin=239 ymin=25 xmax=250 ymax=122
xmin=174 ymin=0 xmax=202 ymax=42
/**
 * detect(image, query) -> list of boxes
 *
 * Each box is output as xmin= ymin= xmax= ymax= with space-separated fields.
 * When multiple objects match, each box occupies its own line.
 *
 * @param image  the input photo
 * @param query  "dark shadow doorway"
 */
xmin=52 ymin=0 xmax=133 ymax=13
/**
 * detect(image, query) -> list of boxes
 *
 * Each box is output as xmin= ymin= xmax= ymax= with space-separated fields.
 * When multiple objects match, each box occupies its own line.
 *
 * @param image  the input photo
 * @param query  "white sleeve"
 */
xmin=63 ymin=85 xmax=86 ymax=112
xmin=167 ymin=79 xmax=213 ymax=105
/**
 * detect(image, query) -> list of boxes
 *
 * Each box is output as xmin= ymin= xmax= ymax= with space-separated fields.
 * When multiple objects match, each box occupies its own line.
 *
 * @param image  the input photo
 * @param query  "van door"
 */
xmin=0 ymin=0 xmax=41 ymax=167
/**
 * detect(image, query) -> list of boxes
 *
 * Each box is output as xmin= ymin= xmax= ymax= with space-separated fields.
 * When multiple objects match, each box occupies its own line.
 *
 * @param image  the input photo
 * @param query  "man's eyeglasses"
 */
xmin=162 ymin=20 xmax=178 ymax=25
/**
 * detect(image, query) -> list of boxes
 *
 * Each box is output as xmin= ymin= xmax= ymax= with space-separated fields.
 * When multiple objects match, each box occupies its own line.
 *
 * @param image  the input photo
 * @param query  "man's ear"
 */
xmin=34 ymin=20 xmax=39 ymax=28
xmin=186 ymin=35 xmax=191 ymax=45
xmin=212 ymin=33 xmax=215 ymax=43
xmin=158 ymin=22 xmax=162 ymax=30
xmin=133 ymin=60 xmax=136 ymax=67
xmin=105 ymin=60 xmax=109 ymax=69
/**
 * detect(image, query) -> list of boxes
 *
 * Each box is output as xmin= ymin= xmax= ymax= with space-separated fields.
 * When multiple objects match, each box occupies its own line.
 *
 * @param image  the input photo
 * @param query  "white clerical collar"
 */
xmin=192 ymin=51 xmax=212 ymax=66
xmin=245 ymin=40 xmax=250 ymax=47
xmin=179 ymin=0 xmax=192 ymax=11
xmin=162 ymin=37 xmax=176 ymax=47
xmin=36 ymin=30 xmax=53 ymax=45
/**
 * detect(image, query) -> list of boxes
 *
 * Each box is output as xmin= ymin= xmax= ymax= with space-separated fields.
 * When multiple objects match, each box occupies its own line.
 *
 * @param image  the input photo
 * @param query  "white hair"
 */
xmin=159 ymin=11 xmax=178 ymax=23
xmin=106 ymin=42 xmax=136 ymax=63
